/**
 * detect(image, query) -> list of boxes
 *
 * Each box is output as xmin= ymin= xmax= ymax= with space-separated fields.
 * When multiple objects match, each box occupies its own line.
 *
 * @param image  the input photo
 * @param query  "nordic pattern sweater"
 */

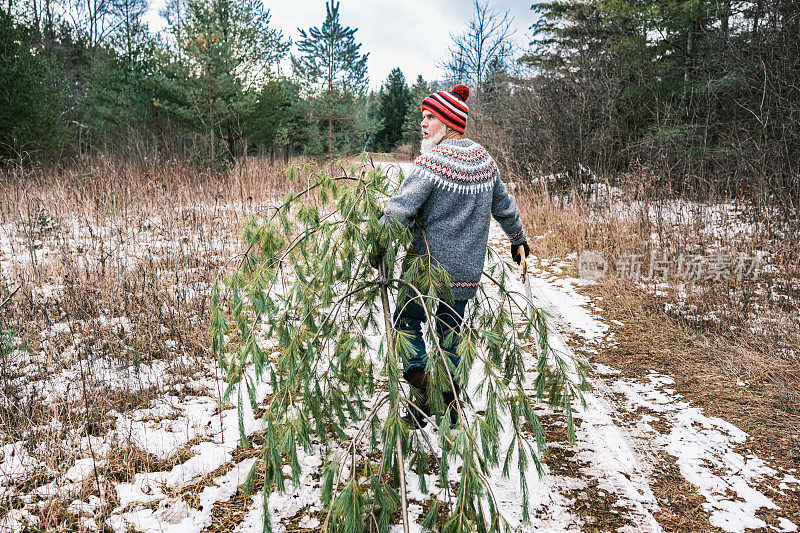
xmin=381 ymin=138 xmax=527 ymax=300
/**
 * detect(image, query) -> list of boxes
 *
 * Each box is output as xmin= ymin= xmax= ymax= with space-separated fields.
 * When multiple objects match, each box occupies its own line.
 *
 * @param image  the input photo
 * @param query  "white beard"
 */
xmin=420 ymin=127 xmax=447 ymax=154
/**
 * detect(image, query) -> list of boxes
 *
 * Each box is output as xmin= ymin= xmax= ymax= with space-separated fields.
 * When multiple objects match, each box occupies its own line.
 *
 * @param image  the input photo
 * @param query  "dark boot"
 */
xmin=403 ymin=368 xmax=430 ymax=429
xmin=402 ymin=403 xmax=431 ymax=429
xmin=403 ymin=367 xmax=428 ymax=393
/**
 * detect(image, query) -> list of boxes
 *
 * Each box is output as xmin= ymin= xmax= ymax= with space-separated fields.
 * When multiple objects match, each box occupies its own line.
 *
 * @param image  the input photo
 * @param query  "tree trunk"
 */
xmin=721 ymin=0 xmax=731 ymax=36
xmin=328 ymin=76 xmax=334 ymax=157
xmin=44 ymin=0 xmax=52 ymax=41
xmin=378 ymin=267 xmax=410 ymax=533
xmin=684 ymin=25 xmax=695 ymax=86
xmin=32 ymin=0 xmax=39 ymax=38
xmin=753 ymin=0 xmax=763 ymax=34
xmin=208 ymin=70 xmax=216 ymax=176
xmin=328 ymin=117 xmax=333 ymax=157
xmin=227 ymin=122 xmax=235 ymax=160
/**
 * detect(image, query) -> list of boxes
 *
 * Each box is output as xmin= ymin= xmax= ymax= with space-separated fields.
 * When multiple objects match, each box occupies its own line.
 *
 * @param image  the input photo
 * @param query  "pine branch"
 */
xmin=214 ymin=156 xmax=590 ymax=532
xmin=379 ymin=263 xmax=410 ymax=533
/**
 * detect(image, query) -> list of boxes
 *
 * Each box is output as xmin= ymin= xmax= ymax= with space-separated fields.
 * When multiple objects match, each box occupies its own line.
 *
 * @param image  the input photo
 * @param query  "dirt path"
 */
xmin=486 ymin=223 xmax=799 ymax=533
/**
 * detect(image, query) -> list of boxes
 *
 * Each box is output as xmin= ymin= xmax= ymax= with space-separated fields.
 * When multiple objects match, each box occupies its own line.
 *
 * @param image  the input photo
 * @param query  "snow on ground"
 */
xmin=2 ymin=164 xmax=797 ymax=532
xmin=485 ymin=220 xmax=796 ymax=533
xmin=573 ymin=181 xmax=765 ymax=242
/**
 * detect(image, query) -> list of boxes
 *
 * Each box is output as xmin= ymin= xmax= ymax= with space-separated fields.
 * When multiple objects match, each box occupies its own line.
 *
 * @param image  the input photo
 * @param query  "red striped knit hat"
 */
xmin=421 ymin=84 xmax=470 ymax=134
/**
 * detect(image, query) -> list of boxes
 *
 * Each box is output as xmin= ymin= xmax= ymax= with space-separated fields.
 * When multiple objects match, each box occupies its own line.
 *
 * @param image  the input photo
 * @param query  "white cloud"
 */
xmin=145 ymin=0 xmax=535 ymax=90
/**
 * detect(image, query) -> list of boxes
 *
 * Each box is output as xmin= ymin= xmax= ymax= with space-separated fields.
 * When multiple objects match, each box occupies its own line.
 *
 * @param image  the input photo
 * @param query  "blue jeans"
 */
xmin=393 ymin=296 xmax=468 ymax=380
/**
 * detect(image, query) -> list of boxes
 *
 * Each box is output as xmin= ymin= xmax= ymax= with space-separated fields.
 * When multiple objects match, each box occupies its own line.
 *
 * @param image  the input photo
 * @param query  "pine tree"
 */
xmin=212 ymin=160 xmax=590 ymax=532
xmin=291 ymin=0 xmax=369 ymax=157
xmin=0 ymin=11 xmax=66 ymax=159
xmin=370 ymin=68 xmax=410 ymax=153
xmin=401 ymin=75 xmax=430 ymax=158
xmin=156 ymin=0 xmax=288 ymax=170
xmin=82 ymin=0 xmax=155 ymax=150
xmin=243 ymin=78 xmax=309 ymax=162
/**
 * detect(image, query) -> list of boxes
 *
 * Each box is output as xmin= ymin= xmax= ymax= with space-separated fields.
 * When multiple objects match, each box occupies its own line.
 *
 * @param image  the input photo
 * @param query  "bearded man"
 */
xmin=374 ymin=84 xmax=530 ymax=428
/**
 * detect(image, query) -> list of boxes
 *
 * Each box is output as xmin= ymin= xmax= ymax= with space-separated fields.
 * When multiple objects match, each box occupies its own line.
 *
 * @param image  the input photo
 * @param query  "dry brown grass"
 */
xmin=510 ymin=169 xmax=800 ymax=529
xmin=0 ymin=154 xmax=328 ymax=528
xmin=577 ymin=281 xmax=800 ymax=528
xmin=101 ymin=437 xmax=200 ymax=484
xmin=584 ymin=283 xmax=800 ymax=465
xmin=513 ymin=173 xmax=800 ymax=370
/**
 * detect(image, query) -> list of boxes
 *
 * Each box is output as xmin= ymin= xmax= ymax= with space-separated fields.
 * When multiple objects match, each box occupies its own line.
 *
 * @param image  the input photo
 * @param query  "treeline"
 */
xmin=480 ymin=0 xmax=800 ymax=203
xmin=3 ymin=0 xmax=799 ymax=204
xmin=0 ymin=0 xmax=433 ymax=166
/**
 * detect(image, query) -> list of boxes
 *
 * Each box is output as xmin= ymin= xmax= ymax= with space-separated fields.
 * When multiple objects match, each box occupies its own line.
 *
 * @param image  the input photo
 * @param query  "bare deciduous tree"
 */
xmin=440 ymin=0 xmax=516 ymax=94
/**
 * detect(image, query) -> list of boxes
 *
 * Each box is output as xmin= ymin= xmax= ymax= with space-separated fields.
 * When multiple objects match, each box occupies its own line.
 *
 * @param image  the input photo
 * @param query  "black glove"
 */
xmin=369 ymin=243 xmax=386 ymax=270
xmin=511 ymin=241 xmax=530 ymax=265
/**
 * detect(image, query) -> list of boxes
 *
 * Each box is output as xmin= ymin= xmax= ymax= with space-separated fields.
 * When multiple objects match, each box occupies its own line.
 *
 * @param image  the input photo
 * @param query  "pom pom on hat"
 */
xmin=451 ymin=84 xmax=470 ymax=101
xmin=420 ymin=84 xmax=471 ymax=134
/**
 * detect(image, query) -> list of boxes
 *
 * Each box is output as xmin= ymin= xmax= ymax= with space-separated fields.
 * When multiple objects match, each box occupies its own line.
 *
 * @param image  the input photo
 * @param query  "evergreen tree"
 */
xmin=212 ymin=161 xmax=590 ymax=532
xmin=82 ymin=1 xmax=155 ymax=151
xmin=291 ymin=0 xmax=369 ymax=157
xmin=523 ymin=0 xmax=715 ymax=177
xmin=0 ymin=11 xmax=66 ymax=159
xmin=156 ymin=0 xmax=288 ymax=170
xmin=244 ymin=77 xmax=309 ymax=162
xmin=354 ymin=89 xmax=381 ymax=154
xmin=401 ymin=75 xmax=430 ymax=158
xmin=369 ymin=68 xmax=410 ymax=152
xmin=245 ymin=78 xmax=290 ymax=150
xmin=83 ymin=48 xmax=153 ymax=150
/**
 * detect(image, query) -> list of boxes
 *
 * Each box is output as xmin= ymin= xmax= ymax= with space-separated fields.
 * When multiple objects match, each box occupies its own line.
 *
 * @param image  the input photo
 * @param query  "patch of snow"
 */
xmin=0 ymin=508 xmax=39 ymax=531
xmin=593 ymin=364 xmax=621 ymax=376
xmin=614 ymin=375 xmax=779 ymax=532
xmin=779 ymin=474 xmax=799 ymax=491
xmin=0 ymin=442 xmax=39 ymax=487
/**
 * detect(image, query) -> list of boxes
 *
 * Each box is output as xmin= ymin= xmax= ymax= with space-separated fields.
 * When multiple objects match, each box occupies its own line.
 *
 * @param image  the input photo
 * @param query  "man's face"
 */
xmin=421 ymin=110 xmax=446 ymax=141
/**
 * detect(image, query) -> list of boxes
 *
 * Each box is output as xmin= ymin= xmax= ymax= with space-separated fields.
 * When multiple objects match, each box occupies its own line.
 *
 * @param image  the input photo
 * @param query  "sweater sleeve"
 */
xmin=491 ymin=170 xmax=527 ymax=245
xmin=380 ymin=165 xmax=435 ymax=228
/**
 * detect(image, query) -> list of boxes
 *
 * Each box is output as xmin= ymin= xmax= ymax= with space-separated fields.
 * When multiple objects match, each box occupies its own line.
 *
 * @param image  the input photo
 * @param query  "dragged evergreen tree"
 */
xmin=401 ymin=75 xmax=430 ymax=158
xmin=369 ymin=68 xmax=410 ymax=153
xmin=212 ymin=161 xmax=589 ymax=531
xmin=292 ymin=0 xmax=369 ymax=157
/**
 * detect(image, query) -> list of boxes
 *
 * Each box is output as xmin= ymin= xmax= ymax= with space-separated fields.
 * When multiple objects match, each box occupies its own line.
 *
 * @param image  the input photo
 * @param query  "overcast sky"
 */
xmin=144 ymin=0 xmax=536 ymax=90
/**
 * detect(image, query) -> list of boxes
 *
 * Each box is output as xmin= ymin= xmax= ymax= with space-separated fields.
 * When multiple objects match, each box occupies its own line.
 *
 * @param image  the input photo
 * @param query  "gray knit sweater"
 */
xmin=381 ymin=138 xmax=527 ymax=300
